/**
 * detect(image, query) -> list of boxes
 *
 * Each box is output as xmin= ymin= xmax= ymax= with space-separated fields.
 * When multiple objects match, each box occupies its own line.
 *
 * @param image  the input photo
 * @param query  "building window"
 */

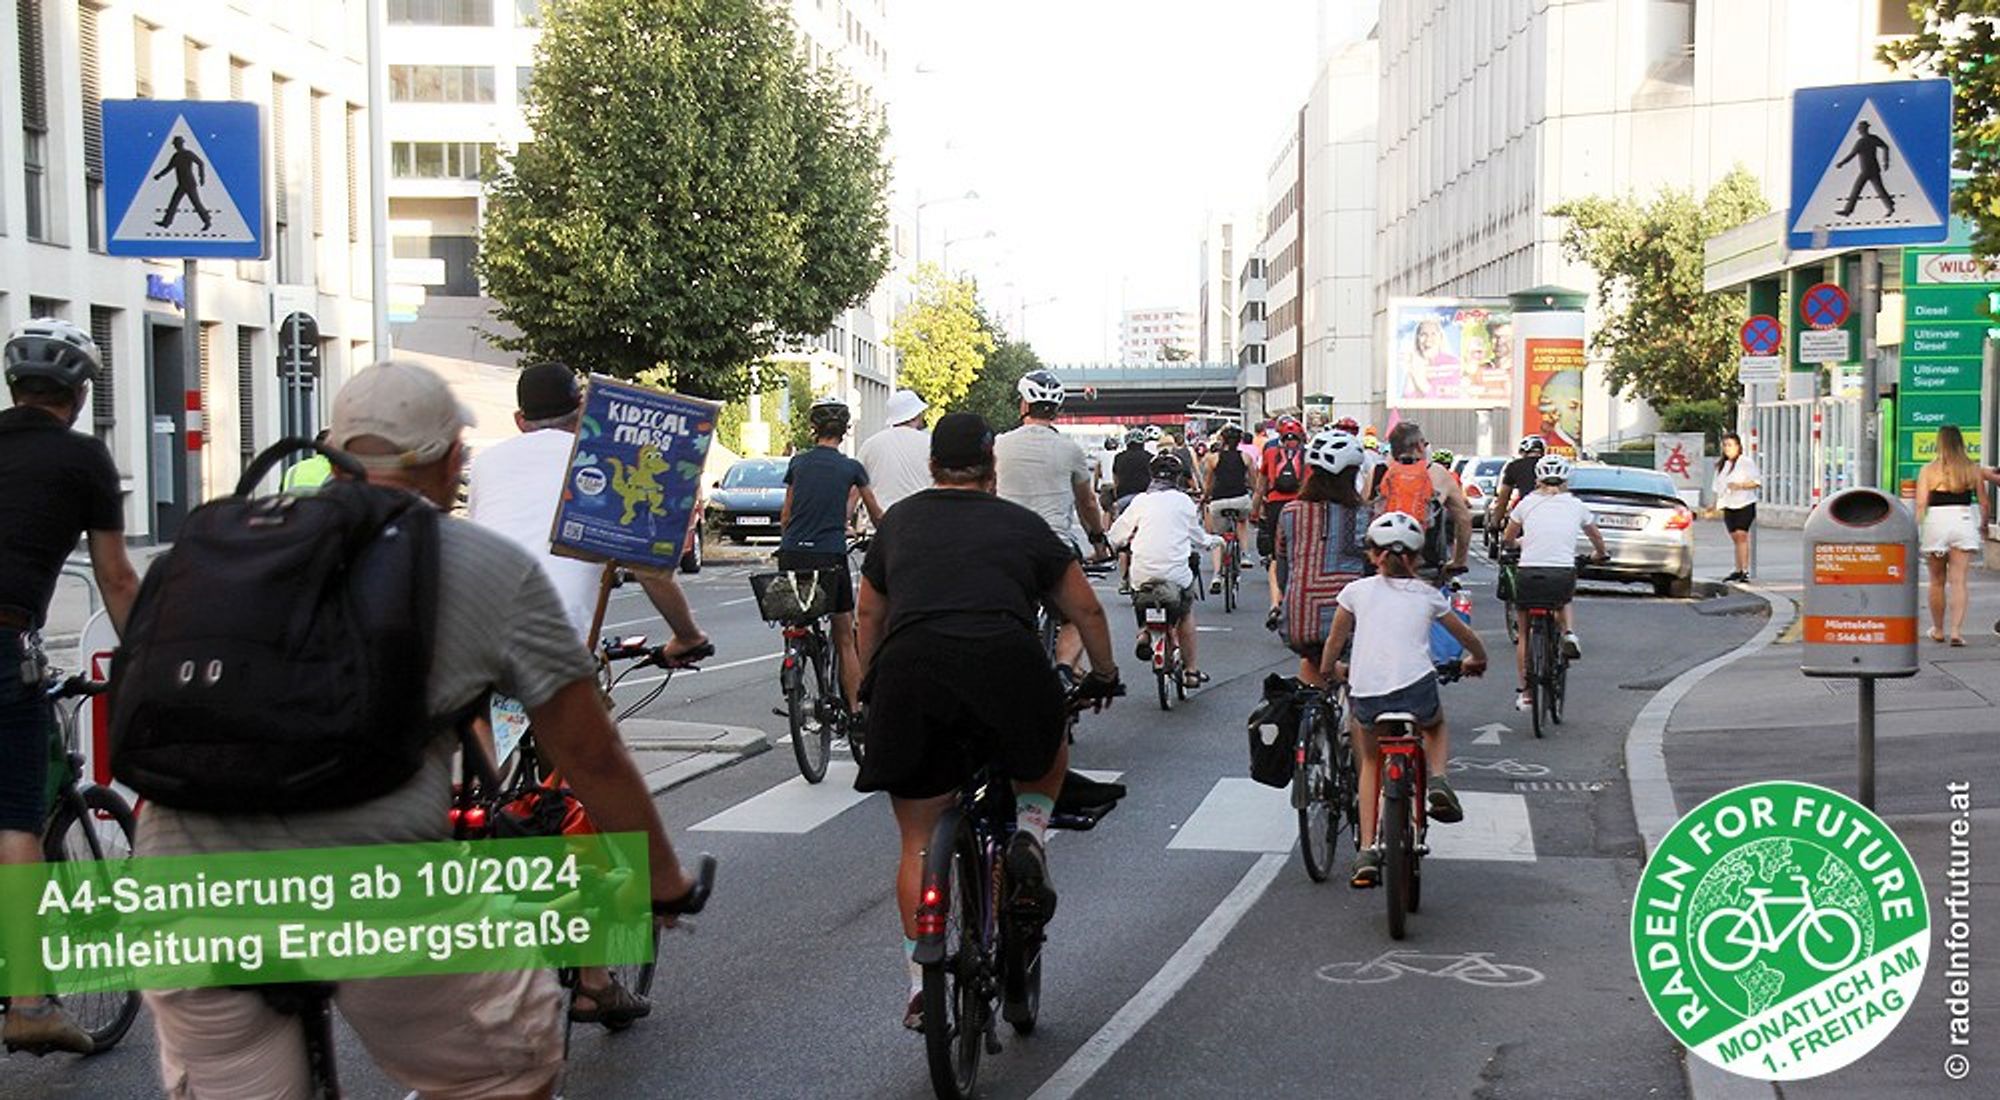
xmin=134 ymin=17 xmax=154 ymax=97
xmin=388 ymin=0 xmax=493 ymax=24
xmin=346 ymin=105 xmax=361 ymax=244
xmin=514 ymin=0 xmax=539 ymax=26
xmin=236 ymin=326 xmax=257 ymax=469
xmin=184 ymin=37 xmax=203 ymax=98
xmin=515 ymin=65 xmax=533 ymax=99
xmin=19 ymin=0 xmax=50 ymax=241
xmin=228 ymin=55 xmax=246 ymax=98
xmin=388 ymin=65 xmax=496 ymax=103
xmin=390 ymin=141 xmax=496 ymax=180
xmin=272 ymin=76 xmax=292 ymax=281
xmin=79 ymin=1 xmax=106 ymax=249
xmin=310 ymin=90 xmax=326 ymax=241
xmin=1878 ymin=0 xmax=1919 ymax=35
xmin=89 ymin=307 xmax=117 ymax=446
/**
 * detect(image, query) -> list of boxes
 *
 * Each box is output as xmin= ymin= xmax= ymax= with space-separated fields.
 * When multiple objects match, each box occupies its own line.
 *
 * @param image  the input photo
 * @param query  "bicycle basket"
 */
xmin=1131 ymin=580 xmax=1182 ymax=611
xmin=750 ymin=569 xmax=838 ymax=623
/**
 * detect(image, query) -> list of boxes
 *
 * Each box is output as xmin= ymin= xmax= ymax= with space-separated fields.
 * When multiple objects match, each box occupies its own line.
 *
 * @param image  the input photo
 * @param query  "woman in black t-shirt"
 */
xmin=856 ymin=413 xmax=1121 ymax=1030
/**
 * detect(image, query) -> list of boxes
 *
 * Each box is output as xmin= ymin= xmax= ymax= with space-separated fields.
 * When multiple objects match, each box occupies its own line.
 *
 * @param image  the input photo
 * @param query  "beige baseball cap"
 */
xmin=329 ymin=360 xmax=478 ymax=468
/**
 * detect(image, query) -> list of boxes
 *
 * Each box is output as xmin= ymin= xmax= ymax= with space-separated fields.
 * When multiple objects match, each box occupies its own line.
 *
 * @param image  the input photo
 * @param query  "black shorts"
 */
xmin=1723 ymin=504 xmax=1756 ymax=533
xmin=1256 ymin=498 xmax=1291 ymax=558
xmin=857 ymin=627 xmax=1067 ymax=800
xmin=0 ymin=631 xmax=53 ymax=833
xmin=1513 ymin=566 xmax=1576 ymax=610
xmin=774 ymin=549 xmax=854 ymax=614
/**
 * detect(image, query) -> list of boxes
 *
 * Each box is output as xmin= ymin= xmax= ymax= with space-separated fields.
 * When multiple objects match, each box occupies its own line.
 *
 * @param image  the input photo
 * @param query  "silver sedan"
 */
xmin=1567 ymin=464 xmax=1696 ymax=598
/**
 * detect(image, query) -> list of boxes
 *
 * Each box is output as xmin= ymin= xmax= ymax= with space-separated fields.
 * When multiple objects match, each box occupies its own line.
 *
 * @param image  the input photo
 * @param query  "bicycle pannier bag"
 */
xmin=110 ymin=439 xmax=441 ymax=812
xmin=750 ymin=569 xmax=836 ymax=623
xmin=1245 ymin=673 xmax=1300 ymax=788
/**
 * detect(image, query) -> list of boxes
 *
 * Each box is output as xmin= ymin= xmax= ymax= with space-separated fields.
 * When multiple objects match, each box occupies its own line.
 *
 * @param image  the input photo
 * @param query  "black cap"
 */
xmin=931 ymin=412 xmax=994 ymax=467
xmin=517 ymin=361 xmax=582 ymax=420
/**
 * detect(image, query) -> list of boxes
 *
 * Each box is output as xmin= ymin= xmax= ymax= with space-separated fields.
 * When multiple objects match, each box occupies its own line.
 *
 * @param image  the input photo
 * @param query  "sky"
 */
xmin=889 ymin=0 xmax=1377 ymax=363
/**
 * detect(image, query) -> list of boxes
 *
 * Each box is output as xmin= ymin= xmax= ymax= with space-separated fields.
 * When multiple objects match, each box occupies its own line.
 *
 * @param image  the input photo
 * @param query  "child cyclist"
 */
xmin=1320 ymin=512 xmax=1488 ymax=888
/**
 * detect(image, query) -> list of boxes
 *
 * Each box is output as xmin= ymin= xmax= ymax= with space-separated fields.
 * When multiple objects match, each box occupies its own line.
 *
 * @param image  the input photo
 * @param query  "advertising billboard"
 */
xmin=1386 ymin=298 xmax=1513 ymax=409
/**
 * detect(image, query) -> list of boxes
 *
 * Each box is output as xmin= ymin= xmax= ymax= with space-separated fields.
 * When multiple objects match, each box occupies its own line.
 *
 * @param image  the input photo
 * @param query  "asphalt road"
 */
xmin=2 ymin=541 xmax=1765 ymax=1100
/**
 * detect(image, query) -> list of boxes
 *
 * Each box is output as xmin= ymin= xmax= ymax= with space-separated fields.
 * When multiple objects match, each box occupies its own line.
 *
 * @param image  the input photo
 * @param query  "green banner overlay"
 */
xmin=0 ymin=833 xmax=653 ymax=996
xmin=1631 ymin=782 xmax=1928 ymax=1081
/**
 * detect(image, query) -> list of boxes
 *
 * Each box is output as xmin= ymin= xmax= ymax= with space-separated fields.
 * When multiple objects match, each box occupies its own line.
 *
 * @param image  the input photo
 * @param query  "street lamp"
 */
xmin=941 ymin=229 xmax=997 ymax=271
xmin=914 ymin=189 xmax=978 ymax=266
xmin=1018 ymin=295 xmax=1059 ymax=343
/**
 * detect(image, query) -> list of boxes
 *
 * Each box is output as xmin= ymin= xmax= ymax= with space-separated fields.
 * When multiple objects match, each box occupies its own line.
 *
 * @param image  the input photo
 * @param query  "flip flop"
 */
xmin=1928 ymin=628 xmax=1946 ymax=642
xmin=1950 ymin=636 xmax=1966 ymax=647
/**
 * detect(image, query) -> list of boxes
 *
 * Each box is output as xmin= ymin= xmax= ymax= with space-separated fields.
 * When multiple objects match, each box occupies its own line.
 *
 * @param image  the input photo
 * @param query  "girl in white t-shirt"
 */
xmin=1711 ymin=433 xmax=1760 ymax=582
xmin=1319 ymin=512 xmax=1488 ymax=889
xmin=1502 ymin=456 xmax=1608 ymax=712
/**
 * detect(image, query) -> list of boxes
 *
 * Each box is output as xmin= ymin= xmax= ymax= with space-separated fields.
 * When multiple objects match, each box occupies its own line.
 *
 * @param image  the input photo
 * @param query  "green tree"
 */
xmin=1549 ymin=167 xmax=1770 ymax=407
xmin=1880 ymin=3 xmax=2000 ymax=256
xmin=954 ymin=329 xmax=1043 ymax=430
xmin=479 ymin=0 xmax=889 ymax=397
xmin=888 ymin=264 xmax=994 ymax=411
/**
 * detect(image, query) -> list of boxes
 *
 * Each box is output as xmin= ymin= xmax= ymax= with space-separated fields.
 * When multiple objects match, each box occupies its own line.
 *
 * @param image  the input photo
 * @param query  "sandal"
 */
xmin=570 ymin=974 xmax=651 ymax=1025
xmin=1950 ymin=636 xmax=1966 ymax=647
xmin=1181 ymin=669 xmax=1209 ymax=689
xmin=1929 ymin=628 xmax=1946 ymax=643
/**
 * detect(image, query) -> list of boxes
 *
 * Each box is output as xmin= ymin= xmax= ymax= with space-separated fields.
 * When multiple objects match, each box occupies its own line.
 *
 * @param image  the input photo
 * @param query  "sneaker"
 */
xmin=1349 ymin=848 xmax=1382 ymax=889
xmin=1117 ymin=581 xmax=1133 ymax=596
xmin=1135 ymin=634 xmax=1154 ymax=662
xmin=1515 ymin=691 xmax=1532 ymax=712
xmin=1265 ymin=606 xmax=1282 ymax=632
xmin=1209 ymin=578 xmax=1222 ymax=595
xmin=1003 ymin=833 xmax=1058 ymax=930
xmin=1427 ymin=775 xmax=1465 ymax=824
xmin=2 ymin=1002 xmax=95 ymax=1055
xmin=1562 ymin=632 xmax=1582 ymax=660
xmin=903 ymin=991 xmax=924 ymax=1032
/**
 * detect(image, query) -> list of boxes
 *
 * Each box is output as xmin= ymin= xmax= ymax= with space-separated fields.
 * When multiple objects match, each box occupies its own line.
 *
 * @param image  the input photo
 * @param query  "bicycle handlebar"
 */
xmin=47 ymin=674 xmax=108 ymax=700
xmin=1066 ymin=674 xmax=1126 ymax=711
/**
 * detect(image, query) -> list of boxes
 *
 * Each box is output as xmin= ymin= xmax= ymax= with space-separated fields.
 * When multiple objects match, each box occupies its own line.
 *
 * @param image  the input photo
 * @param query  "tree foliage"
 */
xmin=953 ymin=321 xmax=1043 ymax=430
xmin=1549 ymin=167 xmax=1770 ymax=407
xmin=887 ymin=264 xmax=995 ymax=412
xmin=1880 ymin=2 xmax=2000 ymax=257
xmin=479 ymin=0 xmax=889 ymax=397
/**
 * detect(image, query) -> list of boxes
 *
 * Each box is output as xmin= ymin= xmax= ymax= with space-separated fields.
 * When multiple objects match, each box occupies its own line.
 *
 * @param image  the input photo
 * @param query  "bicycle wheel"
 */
xmin=787 ymin=638 xmax=832 ymax=783
xmin=1549 ymin=643 xmax=1567 ymax=726
xmin=42 ymin=785 xmax=142 ymax=1052
xmin=1296 ymin=714 xmax=1336 ymax=883
xmin=1155 ymin=663 xmax=1172 ymax=711
xmin=1383 ymin=788 xmax=1413 ymax=941
xmin=598 ymin=919 xmax=664 ymax=1033
xmin=922 ymin=826 xmax=985 ymax=1100
xmin=1526 ymin=621 xmax=1547 ymax=740
xmin=1001 ymin=871 xmax=1042 ymax=1036
xmin=1222 ymin=542 xmax=1238 ymax=613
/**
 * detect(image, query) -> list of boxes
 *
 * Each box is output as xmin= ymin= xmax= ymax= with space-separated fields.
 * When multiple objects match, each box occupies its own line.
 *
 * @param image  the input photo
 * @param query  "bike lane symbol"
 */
xmin=1630 ymin=781 xmax=1928 ymax=1081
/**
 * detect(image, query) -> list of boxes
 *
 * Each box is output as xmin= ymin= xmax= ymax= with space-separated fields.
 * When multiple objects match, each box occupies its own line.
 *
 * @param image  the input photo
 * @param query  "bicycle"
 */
xmin=0 ymin=671 xmax=142 ymax=1056
xmin=915 ymin=675 xmax=1125 ymax=1100
xmin=1696 ymin=874 xmax=1863 ymax=974
xmin=1362 ymin=661 xmax=1465 ymax=941
xmin=750 ymin=566 xmax=857 ymax=783
xmin=1291 ymin=680 xmax=1357 ymax=883
xmin=1509 ymin=553 xmax=1597 ymax=739
xmin=1214 ymin=507 xmax=1243 ymax=613
xmin=1132 ymin=582 xmax=1186 ymax=711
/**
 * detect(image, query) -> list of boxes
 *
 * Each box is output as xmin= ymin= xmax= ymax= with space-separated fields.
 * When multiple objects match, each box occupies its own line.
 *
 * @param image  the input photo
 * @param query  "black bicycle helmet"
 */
xmin=5 ymin=318 xmax=100 ymax=390
xmin=808 ymin=395 xmax=851 ymax=435
xmin=1149 ymin=451 xmax=1185 ymax=481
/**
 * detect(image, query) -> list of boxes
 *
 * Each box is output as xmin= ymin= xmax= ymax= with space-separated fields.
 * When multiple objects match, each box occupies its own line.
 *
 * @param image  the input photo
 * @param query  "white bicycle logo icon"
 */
xmin=1695 ymin=874 xmax=1863 ymax=974
xmin=1446 ymin=757 xmax=1551 ymax=778
xmin=1316 ymin=950 xmax=1544 ymax=988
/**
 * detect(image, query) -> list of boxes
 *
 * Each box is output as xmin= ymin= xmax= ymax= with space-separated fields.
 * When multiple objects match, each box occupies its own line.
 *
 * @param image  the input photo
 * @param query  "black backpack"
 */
xmin=1271 ymin=448 xmax=1303 ymax=495
xmin=110 ymin=440 xmax=442 ymax=813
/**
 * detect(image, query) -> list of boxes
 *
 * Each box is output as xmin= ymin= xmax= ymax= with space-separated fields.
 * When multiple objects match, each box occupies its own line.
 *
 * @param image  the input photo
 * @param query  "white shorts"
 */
xmin=1921 ymin=504 xmax=1982 ymax=555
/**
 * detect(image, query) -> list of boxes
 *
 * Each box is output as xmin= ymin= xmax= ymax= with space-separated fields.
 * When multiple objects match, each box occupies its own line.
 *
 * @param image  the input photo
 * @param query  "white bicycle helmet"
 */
xmin=1366 ymin=511 xmax=1426 ymax=553
xmin=1517 ymin=434 xmax=1547 ymax=457
xmin=1144 ymin=424 xmax=1163 ymax=442
xmin=1016 ymin=369 xmax=1066 ymax=407
xmin=1303 ymin=429 xmax=1363 ymax=475
xmin=1535 ymin=454 xmax=1573 ymax=483
xmin=5 ymin=318 xmax=101 ymax=389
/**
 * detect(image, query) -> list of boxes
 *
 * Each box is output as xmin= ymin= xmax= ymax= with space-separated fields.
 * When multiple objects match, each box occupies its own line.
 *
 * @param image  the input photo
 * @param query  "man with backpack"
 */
xmin=1371 ymin=421 xmax=1472 ymax=577
xmin=1251 ymin=416 xmax=1309 ymax=628
xmin=130 ymin=361 xmax=709 ymax=1097
xmin=0 ymin=319 xmax=140 ymax=1055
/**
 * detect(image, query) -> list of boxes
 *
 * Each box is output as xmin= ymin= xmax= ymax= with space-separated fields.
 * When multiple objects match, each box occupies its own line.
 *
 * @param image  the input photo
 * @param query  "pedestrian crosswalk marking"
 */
xmin=689 ymin=762 xmax=871 ymax=833
xmin=111 ymin=115 xmax=257 ymax=246
xmin=1428 ymin=792 xmax=1537 ymax=862
xmin=1167 ymin=779 xmax=1296 ymax=852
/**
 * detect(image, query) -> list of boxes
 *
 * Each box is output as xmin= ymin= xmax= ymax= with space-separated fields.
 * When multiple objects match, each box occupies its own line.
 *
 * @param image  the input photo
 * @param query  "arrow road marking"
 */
xmin=1471 ymin=722 xmax=1508 ymax=745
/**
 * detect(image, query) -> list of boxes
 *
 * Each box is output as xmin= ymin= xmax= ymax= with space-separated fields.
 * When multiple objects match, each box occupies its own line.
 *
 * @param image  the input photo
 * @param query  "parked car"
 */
xmin=1565 ymin=464 xmax=1695 ymax=598
xmin=1457 ymin=455 xmax=1507 ymax=528
xmin=706 ymin=457 xmax=789 ymax=542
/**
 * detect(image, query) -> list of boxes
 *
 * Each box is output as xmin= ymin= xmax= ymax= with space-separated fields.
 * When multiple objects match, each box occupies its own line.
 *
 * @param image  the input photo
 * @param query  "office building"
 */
xmin=1119 ymin=306 xmax=1197 ymax=364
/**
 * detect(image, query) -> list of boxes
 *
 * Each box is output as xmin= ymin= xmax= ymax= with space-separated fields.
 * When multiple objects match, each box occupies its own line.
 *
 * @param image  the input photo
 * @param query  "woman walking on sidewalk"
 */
xmin=1916 ymin=424 xmax=1991 ymax=646
xmin=1711 ymin=433 xmax=1760 ymax=582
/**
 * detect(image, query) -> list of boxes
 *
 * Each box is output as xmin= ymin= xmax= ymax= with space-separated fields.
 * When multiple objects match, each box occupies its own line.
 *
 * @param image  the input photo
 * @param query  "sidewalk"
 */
xmin=1661 ymin=518 xmax=2000 ymax=1097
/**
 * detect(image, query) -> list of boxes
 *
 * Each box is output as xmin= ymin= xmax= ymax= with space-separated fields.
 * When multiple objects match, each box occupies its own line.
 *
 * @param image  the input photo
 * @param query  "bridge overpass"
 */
xmin=1042 ymin=363 xmax=1244 ymax=425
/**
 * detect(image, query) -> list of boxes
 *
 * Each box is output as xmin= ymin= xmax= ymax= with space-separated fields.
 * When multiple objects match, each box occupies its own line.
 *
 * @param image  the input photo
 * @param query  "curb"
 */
xmin=621 ymin=719 xmax=769 ymax=755
xmin=642 ymin=749 xmax=761 ymax=795
xmin=1623 ymin=585 xmax=1793 ymax=1100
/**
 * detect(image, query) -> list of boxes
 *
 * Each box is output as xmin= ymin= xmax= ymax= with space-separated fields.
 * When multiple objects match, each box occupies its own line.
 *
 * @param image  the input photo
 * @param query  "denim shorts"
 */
xmin=1349 ymin=672 xmax=1442 ymax=729
xmin=0 ymin=629 xmax=54 ymax=833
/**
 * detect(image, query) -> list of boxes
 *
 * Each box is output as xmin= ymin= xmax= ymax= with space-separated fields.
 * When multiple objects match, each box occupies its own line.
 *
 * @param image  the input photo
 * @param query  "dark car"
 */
xmin=707 ymin=457 xmax=788 ymax=542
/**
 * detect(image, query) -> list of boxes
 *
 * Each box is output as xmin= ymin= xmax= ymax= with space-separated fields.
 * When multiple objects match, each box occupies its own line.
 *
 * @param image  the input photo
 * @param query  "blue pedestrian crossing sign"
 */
xmin=104 ymin=99 xmax=264 ymax=259
xmin=1788 ymin=79 xmax=1951 ymax=251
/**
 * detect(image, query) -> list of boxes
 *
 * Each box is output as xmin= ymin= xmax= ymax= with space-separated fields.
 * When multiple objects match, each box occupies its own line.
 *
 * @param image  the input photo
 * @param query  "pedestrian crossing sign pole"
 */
xmin=103 ymin=99 xmax=265 ymax=510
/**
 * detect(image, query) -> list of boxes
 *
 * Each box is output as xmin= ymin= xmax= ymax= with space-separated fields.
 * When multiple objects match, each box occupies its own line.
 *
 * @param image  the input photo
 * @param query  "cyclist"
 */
xmin=1199 ymin=424 xmax=1253 ymax=593
xmin=1370 ymin=421 xmax=1472 ymax=576
xmin=280 ymin=429 xmax=335 ymax=493
xmin=137 ymin=361 xmax=707 ymax=1096
xmin=1110 ymin=429 xmax=1153 ymax=516
xmin=1251 ymin=415 xmax=1309 ymax=628
xmin=0 ymin=319 xmax=139 ymax=1055
xmin=1501 ymin=453 xmax=1610 ymax=711
xmin=780 ymin=396 xmax=883 ymax=717
xmin=855 ymin=412 xmax=1121 ymax=1029
xmin=1274 ymin=430 xmax=1370 ymax=687
xmin=1320 ymin=512 xmax=1488 ymax=888
xmin=1431 ymin=448 xmax=1458 ymax=479
xmin=1106 ymin=452 xmax=1220 ymax=689
xmin=1492 ymin=434 xmax=1547 ymax=537
xmin=994 ymin=370 xmax=1112 ymax=662
xmin=858 ymin=388 xmax=932 ymax=514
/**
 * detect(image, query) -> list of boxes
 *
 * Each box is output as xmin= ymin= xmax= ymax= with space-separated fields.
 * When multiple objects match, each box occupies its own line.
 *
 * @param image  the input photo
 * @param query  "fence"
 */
xmin=1750 ymin=395 xmax=1862 ymax=520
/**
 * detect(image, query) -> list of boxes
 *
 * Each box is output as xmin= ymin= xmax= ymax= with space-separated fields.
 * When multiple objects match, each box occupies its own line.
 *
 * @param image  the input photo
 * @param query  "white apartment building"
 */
xmin=1261 ymin=123 xmax=1302 ymax=409
xmin=1119 ymin=306 xmax=1197 ymax=364
xmin=1197 ymin=211 xmax=1250 ymax=364
xmin=384 ymin=0 xmax=904 ymax=439
xmin=1236 ymin=245 xmax=1267 ymax=423
xmin=1299 ymin=37 xmax=1378 ymax=427
xmin=1374 ymin=0 xmax=1916 ymax=453
xmin=2 ymin=0 xmax=378 ymax=542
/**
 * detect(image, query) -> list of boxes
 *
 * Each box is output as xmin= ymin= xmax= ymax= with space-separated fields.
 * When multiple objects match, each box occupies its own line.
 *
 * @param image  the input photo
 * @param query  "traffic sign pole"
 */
xmin=1860 ymin=251 xmax=1881 ymax=488
xmin=183 ymin=258 xmax=200 ymax=509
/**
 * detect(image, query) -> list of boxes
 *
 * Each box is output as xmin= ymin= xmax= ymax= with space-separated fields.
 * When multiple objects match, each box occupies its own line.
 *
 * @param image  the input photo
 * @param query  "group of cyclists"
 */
xmin=0 ymin=317 xmax=1620 ymax=1091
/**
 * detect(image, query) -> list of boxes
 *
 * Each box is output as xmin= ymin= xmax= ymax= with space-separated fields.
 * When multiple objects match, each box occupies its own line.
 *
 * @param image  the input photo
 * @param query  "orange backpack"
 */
xmin=1379 ymin=459 xmax=1435 ymax=522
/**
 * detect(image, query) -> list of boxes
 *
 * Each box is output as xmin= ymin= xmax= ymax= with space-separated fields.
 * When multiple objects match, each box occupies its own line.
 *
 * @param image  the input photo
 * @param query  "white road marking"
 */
xmin=1072 ymin=769 xmax=1124 ymax=784
xmin=1165 ymin=779 xmax=1297 ymax=853
xmin=1470 ymin=722 xmax=1508 ymax=745
xmin=688 ymin=761 xmax=871 ymax=833
xmin=1427 ymin=792 xmax=1536 ymax=862
xmin=1027 ymin=852 xmax=1287 ymax=1100
xmin=718 ymin=595 xmax=757 ymax=607
xmin=601 ymin=615 xmax=662 ymax=632
xmin=611 ymin=651 xmax=781 ymax=689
